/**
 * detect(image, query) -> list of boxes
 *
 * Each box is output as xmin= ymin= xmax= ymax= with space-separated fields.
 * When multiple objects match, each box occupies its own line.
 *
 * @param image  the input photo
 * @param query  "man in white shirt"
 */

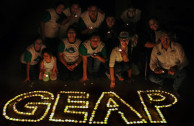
xmin=149 ymin=31 xmax=188 ymax=94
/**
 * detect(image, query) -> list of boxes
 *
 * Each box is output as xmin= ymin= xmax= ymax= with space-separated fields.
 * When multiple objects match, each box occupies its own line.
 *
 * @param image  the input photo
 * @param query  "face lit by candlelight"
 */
xmin=34 ymin=39 xmax=42 ymax=52
xmin=88 ymin=6 xmax=98 ymax=21
xmin=127 ymin=8 xmax=136 ymax=18
xmin=160 ymin=33 xmax=171 ymax=49
xmin=106 ymin=16 xmax=115 ymax=28
xmin=149 ymin=19 xmax=159 ymax=31
xmin=71 ymin=4 xmax=79 ymax=15
xmin=43 ymin=52 xmax=51 ymax=62
xmin=56 ymin=4 xmax=65 ymax=14
xmin=90 ymin=36 xmax=100 ymax=48
xmin=67 ymin=29 xmax=76 ymax=42
xmin=120 ymin=38 xmax=129 ymax=47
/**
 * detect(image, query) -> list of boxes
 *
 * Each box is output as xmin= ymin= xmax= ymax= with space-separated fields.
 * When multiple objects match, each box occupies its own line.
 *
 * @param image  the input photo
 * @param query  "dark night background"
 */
xmin=0 ymin=0 xmax=194 ymax=125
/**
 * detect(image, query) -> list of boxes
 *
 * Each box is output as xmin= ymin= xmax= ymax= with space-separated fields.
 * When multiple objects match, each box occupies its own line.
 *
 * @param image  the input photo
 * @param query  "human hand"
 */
xmin=120 ymin=51 xmax=127 ymax=57
xmin=66 ymin=65 xmax=73 ymax=71
xmin=24 ymin=77 xmax=30 ymax=83
xmin=110 ymin=81 xmax=115 ymax=88
xmin=168 ymin=67 xmax=176 ymax=75
xmin=154 ymin=68 xmax=165 ymax=74
xmin=80 ymin=76 xmax=89 ymax=83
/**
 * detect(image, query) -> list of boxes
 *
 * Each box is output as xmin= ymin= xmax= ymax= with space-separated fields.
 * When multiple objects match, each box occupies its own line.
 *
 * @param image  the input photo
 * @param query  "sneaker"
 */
xmin=105 ymin=71 xmax=110 ymax=79
xmin=116 ymin=74 xmax=124 ymax=81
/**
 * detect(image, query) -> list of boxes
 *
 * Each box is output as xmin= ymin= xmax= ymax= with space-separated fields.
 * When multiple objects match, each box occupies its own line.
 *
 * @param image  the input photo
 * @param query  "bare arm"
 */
xmin=144 ymin=41 xmax=158 ymax=48
xmin=58 ymin=52 xmax=68 ymax=67
xmin=80 ymin=55 xmax=88 ymax=82
xmin=52 ymin=57 xmax=57 ymax=74
xmin=40 ymin=60 xmax=45 ymax=73
xmin=91 ymin=55 xmax=106 ymax=63
xmin=24 ymin=62 xmax=30 ymax=82
xmin=109 ymin=67 xmax=115 ymax=88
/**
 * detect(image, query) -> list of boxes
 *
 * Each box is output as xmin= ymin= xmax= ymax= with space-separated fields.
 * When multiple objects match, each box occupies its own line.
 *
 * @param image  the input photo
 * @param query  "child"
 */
xmin=39 ymin=48 xmax=57 ymax=81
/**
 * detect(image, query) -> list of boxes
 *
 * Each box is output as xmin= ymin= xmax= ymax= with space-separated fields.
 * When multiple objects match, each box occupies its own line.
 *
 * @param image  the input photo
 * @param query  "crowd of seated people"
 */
xmin=20 ymin=0 xmax=189 ymax=97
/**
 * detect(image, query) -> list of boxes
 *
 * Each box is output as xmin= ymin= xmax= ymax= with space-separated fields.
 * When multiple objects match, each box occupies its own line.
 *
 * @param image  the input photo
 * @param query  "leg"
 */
xmin=173 ymin=68 xmax=187 ymax=91
xmin=149 ymin=72 xmax=164 ymax=86
xmin=92 ymin=58 xmax=101 ymax=73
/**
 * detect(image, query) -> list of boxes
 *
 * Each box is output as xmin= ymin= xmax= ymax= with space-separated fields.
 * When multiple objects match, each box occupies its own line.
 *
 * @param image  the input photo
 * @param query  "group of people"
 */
xmin=20 ymin=1 xmax=189 ymax=96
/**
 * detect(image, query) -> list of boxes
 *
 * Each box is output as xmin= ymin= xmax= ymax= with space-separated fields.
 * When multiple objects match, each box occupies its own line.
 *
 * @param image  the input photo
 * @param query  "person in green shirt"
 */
xmin=58 ymin=26 xmax=82 ymax=80
xmin=20 ymin=36 xmax=46 ymax=82
xmin=79 ymin=32 xmax=106 ymax=82
xmin=40 ymin=1 xmax=66 ymax=56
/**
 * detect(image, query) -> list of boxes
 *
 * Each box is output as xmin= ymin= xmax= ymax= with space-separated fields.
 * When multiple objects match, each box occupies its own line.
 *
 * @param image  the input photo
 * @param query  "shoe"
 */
xmin=116 ymin=74 xmax=124 ymax=81
xmin=105 ymin=71 xmax=111 ymax=79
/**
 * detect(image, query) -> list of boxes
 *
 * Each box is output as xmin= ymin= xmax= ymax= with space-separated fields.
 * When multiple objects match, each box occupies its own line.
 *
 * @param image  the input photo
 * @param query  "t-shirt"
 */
xmin=79 ymin=40 xmax=106 ymax=57
xmin=58 ymin=38 xmax=81 ymax=63
xmin=109 ymin=46 xmax=128 ymax=67
xmin=41 ymin=10 xmax=67 ymax=23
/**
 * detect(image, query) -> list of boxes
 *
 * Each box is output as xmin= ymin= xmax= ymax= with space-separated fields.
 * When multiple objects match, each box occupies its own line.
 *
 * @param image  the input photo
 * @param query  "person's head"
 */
xmin=118 ymin=31 xmax=130 ymax=47
xmin=88 ymin=5 xmax=98 ymax=21
xmin=148 ymin=17 xmax=159 ymax=31
xmin=42 ymin=48 xmax=52 ymax=62
xmin=160 ymin=31 xmax=174 ymax=49
xmin=106 ymin=15 xmax=115 ymax=28
xmin=66 ymin=26 xmax=77 ymax=42
xmin=70 ymin=2 xmax=80 ymax=15
xmin=34 ymin=36 xmax=43 ymax=52
xmin=55 ymin=1 xmax=65 ymax=14
xmin=127 ymin=6 xmax=136 ymax=18
xmin=90 ymin=32 xmax=101 ymax=48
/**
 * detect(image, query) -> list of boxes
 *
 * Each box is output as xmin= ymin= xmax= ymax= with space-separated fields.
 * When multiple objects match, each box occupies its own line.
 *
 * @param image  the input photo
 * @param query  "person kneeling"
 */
xmin=39 ymin=49 xmax=57 ymax=82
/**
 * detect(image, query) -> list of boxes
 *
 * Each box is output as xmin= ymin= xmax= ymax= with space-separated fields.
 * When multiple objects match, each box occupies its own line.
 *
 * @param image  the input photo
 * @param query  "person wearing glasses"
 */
xmin=79 ymin=32 xmax=106 ymax=82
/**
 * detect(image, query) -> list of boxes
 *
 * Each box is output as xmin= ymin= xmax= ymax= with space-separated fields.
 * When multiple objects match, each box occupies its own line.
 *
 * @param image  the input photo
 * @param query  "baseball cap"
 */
xmin=118 ymin=31 xmax=131 ymax=39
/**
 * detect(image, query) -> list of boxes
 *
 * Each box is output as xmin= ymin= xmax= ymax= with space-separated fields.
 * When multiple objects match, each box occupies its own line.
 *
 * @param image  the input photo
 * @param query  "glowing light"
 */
xmin=3 ymin=91 xmax=54 ymax=122
xmin=137 ymin=90 xmax=178 ymax=123
xmin=49 ymin=91 xmax=89 ymax=123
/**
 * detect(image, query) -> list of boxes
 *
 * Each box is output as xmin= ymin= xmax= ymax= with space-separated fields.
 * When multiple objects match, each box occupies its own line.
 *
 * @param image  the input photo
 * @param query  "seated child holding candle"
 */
xmin=39 ymin=48 xmax=57 ymax=81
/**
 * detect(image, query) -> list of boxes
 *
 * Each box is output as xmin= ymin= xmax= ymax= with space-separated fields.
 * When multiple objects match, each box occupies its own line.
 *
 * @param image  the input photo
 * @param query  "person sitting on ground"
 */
xmin=20 ymin=36 xmax=46 ymax=82
xmin=106 ymin=31 xmax=132 ymax=88
xmin=58 ymin=26 xmax=82 ymax=80
xmin=39 ymin=48 xmax=57 ymax=82
xmin=149 ymin=31 xmax=189 ymax=96
xmin=79 ymin=32 xmax=106 ymax=82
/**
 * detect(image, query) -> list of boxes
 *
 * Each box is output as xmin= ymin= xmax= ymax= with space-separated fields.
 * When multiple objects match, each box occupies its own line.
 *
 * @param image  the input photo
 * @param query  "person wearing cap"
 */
xmin=79 ymin=32 xmax=106 ymax=82
xmin=106 ymin=31 xmax=132 ymax=88
xmin=20 ymin=36 xmax=46 ymax=82
xmin=78 ymin=4 xmax=105 ymax=40
xmin=149 ymin=31 xmax=189 ymax=96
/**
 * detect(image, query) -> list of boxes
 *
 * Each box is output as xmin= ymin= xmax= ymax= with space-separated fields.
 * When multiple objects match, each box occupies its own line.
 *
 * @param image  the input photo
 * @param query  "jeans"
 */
xmin=149 ymin=68 xmax=188 ymax=91
xmin=114 ymin=62 xmax=131 ymax=77
xmin=87 ymin=57 xmax=101 ymax=74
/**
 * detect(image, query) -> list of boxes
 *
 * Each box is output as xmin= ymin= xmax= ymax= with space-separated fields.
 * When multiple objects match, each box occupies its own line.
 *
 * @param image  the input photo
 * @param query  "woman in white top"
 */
xmin=39 ymin=48 xmax=57 ymax=81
